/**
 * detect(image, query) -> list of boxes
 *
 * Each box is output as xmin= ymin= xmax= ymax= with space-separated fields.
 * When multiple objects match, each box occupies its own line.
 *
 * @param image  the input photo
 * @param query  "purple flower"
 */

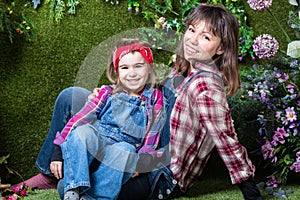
xmin=261 ymin=140 xmax=274 ymax=159
xmin=253 ymin=34 xmax=279 ymax=59
xmin=275 ymin=111 xmax=282 ymax=119
xmin=290 ymin=151 xmax=300 ymax=172
xmin=286 ymin=84 xmax=296 ymax=94
xmin=266 ymin=175 xmax=281 ymax=188
xmin=247 ymin=0 xmax=272 ymax=11
xmin=285 ymin=107 xmax=297 ymax=122
xmin=272 ymin=127 xmax=289 ymax=146
xmin=275 ymin=72 xmax=289 ymax=83
xmin=290 ymin=60 xmax=298 ymax=67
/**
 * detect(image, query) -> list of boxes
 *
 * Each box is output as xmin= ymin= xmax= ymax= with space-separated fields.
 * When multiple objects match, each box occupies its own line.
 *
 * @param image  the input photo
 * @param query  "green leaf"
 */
xmin=287 ymin=40 xmax=300 ymax=58
xmin=0 ymin=154 xmax=10 ymax=165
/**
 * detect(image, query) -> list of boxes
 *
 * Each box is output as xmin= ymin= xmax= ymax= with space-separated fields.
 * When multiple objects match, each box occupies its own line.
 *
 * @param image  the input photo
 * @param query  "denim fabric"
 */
xmin=61 ymin=88 xmax=154 ymax=199
xmin=93 ymin=89 xmax=153 ymax=147
xmin=144 ymin=77 xmax=179 ymax=200
xmin=35 ymin=87 xmax=91 ymax=175
xmin=61 ymin=125 xmax=138 ymax=199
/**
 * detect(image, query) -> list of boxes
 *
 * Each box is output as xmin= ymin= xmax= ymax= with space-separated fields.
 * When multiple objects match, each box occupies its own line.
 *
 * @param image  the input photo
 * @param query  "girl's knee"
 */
xmin=70 ymin=125 xmax=98 ymax=142
xmin=113 ymin=142 xmax=136 ymax=153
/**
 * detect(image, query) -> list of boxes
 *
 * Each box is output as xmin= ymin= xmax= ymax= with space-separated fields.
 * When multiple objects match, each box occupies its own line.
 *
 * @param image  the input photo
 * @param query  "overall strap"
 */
xmin=180 ymin=70 xmax=223 ymax=91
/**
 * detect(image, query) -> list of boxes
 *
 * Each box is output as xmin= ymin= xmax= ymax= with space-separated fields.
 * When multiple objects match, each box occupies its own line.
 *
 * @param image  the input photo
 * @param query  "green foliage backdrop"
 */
xmin=0 ymin=0 xmax=294 ymax=185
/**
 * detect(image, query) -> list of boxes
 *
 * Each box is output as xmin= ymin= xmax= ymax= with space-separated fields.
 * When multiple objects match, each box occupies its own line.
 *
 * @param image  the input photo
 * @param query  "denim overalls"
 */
xmin=61 ymin=87 xmax=156 ymax=200
xmin=147 ymin=70 xmax=221 ymax=200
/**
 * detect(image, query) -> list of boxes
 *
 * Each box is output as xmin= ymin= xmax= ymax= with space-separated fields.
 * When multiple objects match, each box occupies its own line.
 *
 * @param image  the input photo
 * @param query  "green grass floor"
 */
xmin=23 ymin=178 xmax=300 ymax=200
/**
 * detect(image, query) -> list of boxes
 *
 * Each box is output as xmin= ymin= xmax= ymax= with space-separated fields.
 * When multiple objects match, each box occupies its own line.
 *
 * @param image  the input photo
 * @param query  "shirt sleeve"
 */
xmin=138 ymin=89 xmax=166 ymax=154
xmin=54 ymin=85 xmax=112 ymax=145
xmin=195 ymin=89 xmax=255 ymax=184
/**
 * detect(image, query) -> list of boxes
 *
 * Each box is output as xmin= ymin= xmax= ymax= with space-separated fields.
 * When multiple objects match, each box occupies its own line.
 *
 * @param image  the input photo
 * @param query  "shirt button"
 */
xmin=172 ymin=179 xmax=177 ymax=185
xmin=158 ymin=194 xmax=163 ymax=199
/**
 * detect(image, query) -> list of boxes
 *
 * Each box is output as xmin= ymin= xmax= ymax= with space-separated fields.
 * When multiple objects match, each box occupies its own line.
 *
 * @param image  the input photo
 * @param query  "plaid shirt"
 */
xmin=169 ymin=64 xmax=255 ymax=191
xmin=54 ymin=85 xmax=165 ymax=154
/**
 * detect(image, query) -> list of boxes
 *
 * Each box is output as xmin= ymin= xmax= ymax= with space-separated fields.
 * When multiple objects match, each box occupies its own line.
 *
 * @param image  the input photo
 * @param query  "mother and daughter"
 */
xmin=14 ymin=4 xmax=264 ymax=200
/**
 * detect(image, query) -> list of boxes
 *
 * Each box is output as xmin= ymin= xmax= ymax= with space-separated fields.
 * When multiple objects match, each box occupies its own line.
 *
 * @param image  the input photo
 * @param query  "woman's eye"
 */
xmin=204 ymin=35 xmax=210 ymax=41
xmin=188 ymin=27 xmax=194 ymax=32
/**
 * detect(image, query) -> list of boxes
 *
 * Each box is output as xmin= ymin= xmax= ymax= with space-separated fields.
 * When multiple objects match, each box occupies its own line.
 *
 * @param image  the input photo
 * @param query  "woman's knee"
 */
xmin=56 ymin=87 xmax=91 ymax=113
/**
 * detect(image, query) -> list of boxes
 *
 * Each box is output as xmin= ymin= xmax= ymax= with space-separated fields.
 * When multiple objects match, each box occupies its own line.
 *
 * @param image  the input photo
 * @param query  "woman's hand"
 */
xmin=88 ymin=88 xmax=101 ymax=100
xmin=50 ymin=161 xmax=63 ymax=179
xmin=132 ymin=172 xmax=139 ymax=178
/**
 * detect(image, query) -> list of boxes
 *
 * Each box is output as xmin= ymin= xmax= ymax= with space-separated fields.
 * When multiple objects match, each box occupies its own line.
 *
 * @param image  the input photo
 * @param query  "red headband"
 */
xmin=113 ymin=43 xmax=154 ymax=71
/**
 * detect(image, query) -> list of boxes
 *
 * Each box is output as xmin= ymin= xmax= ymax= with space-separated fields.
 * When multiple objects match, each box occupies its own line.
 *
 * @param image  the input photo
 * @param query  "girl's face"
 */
xmin=183 ymin=21 xmax=223 ymax=64
xmin=117 ymin=51 xmax=150 ymax=95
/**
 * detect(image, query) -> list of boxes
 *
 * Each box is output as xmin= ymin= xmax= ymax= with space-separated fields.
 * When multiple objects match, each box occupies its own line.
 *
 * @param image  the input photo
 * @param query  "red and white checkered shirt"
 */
xmin=169 ymin=64 xmax=255 ymax=191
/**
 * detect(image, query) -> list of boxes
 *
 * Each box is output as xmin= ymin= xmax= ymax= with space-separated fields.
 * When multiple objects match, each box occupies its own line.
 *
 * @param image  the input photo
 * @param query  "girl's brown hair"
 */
xmin=106 ymin=38 xmax=156 ymax=93
xmin=175 ymin=4 xmax=241 ymax=96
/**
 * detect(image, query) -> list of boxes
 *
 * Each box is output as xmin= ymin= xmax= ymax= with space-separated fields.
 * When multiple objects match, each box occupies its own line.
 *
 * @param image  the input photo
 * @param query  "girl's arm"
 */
xmin=53 ymin=85 xmax=112 ymax=145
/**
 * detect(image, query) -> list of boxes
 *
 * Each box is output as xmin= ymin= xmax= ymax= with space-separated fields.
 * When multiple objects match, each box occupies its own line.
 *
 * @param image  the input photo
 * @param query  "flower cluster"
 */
xmin=6 ymin=185 xmax=28 ymax=200
xmin=247 ymin=0 xmax=272 ymax=11
xmin=252 ymin=34 xmax=279 ymax=59
xmin=290 ymin=151 xmax=300 ymax=172
xmin=242 ymin=57 xmax=300 ymax=185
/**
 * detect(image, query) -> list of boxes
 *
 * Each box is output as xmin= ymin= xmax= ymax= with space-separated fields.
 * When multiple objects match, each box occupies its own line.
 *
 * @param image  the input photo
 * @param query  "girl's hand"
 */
xmin=88 ymin=88 xmax=101 ymax=100
xmin=50 ymin=161 xmax=63 ymax=179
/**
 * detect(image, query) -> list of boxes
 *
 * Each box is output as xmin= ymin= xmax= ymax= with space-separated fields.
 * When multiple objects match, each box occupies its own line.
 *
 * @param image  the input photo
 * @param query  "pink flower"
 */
xmin=247 ymin=0 xmax=272 ymax=11
xmin=12 ymin=186 xmax=20 ymax=193
xmin=10 ymin=194 xmax=18 ymax=200
xmin=20 ymin=189 xmax=27 ymax=196
xmin=253 ymin=34 xmax=279 ymax=59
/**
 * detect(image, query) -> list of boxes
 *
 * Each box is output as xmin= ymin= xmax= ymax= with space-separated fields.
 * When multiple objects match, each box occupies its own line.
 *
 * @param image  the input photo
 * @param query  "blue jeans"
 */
xmin=36 ymin=87 xmax=91 ymax=175
xmin=61 ymin=124 xmax=137 ymax=199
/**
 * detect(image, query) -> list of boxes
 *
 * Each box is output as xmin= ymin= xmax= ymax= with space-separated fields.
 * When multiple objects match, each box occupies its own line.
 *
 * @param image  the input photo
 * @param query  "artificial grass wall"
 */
xmin=0 ymin=0 xmax=152 ymax=183
xmin=0 ymin=0 xmax=294 ymax=184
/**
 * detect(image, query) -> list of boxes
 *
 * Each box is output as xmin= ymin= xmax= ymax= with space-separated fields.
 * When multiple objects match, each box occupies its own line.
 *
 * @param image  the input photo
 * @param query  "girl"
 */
xmin=52 ymin=38 xmax=165 ymax=200
xmin=138 ymin=4 xmax=264 ymax=200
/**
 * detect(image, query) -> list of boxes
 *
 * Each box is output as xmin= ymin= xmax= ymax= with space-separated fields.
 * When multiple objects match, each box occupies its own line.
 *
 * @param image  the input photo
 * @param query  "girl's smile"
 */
xmin=117 ymin=51 xmax=150 ymax=95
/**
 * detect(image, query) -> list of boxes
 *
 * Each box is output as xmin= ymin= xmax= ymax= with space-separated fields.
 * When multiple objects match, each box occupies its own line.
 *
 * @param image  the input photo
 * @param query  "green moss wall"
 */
xmin=0 ymin=0 xmax=294 ymax=183
xmin=0 ymin=0 xmax=152 ymax=183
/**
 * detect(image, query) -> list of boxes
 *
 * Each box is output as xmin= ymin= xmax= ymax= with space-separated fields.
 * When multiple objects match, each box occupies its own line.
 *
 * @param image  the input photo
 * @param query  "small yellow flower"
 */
xmin=22 ymin=21 xmax=27 ymax=25
xmin=26 ymin=26 xmax=31 ymax=30
xmin=9 ymin=10 xmax=13 ymax=14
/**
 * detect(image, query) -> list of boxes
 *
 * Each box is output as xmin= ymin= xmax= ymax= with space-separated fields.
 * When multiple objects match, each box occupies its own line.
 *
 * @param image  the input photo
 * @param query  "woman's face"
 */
xmin=183 ymin=21 xmax=223 ymax=64
xmin=117 ymin=51 xmax=150 ymax=95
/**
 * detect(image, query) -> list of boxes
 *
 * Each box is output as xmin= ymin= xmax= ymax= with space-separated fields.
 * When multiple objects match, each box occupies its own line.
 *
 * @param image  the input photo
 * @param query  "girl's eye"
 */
xmin=119 ymin=66 xmax=128 ymax=70
xmin=135 ymin=65 xmax=144 ymax=68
